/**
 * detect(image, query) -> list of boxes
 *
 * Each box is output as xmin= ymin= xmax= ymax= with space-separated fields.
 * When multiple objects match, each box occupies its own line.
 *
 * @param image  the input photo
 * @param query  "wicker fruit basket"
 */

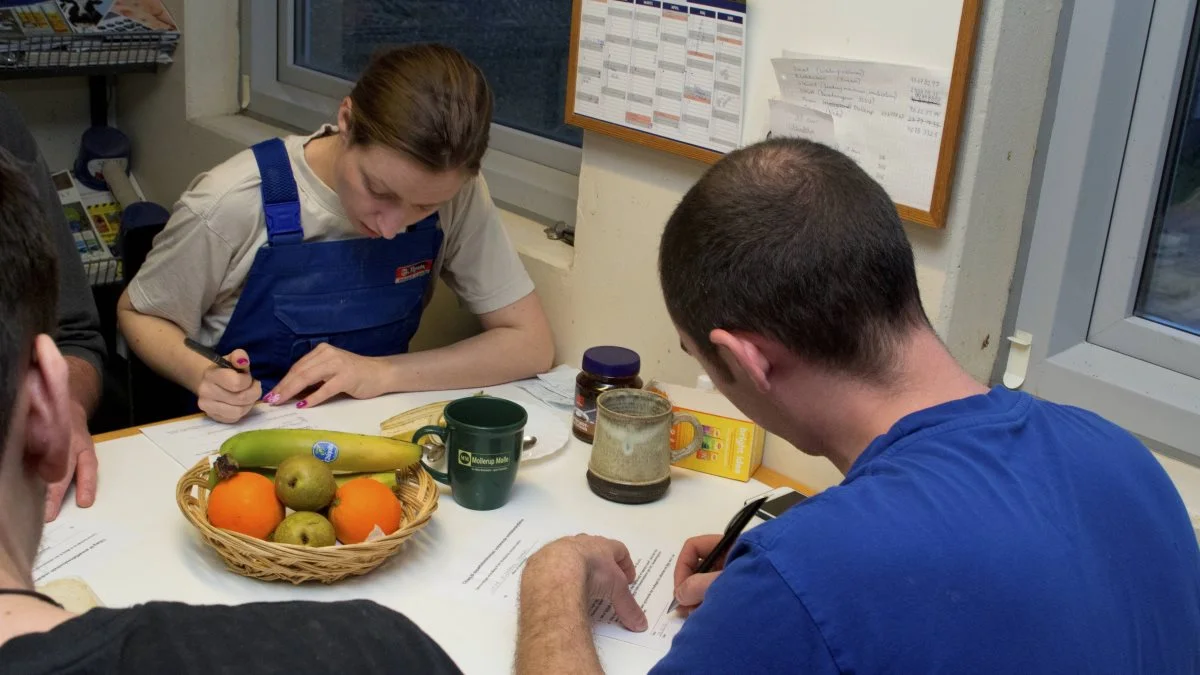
xmin=176 ymin=458 xmax=438 ymax=584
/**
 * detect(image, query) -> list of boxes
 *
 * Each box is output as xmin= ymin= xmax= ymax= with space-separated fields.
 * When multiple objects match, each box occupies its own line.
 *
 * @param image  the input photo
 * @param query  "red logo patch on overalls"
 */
xmin=395 ymin=260 xmax=433 ymax=284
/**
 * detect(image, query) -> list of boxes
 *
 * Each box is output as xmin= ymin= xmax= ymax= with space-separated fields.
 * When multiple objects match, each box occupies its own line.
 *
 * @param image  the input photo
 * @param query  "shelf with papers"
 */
xmin=0 ymin=31 xmax=176 ymax=78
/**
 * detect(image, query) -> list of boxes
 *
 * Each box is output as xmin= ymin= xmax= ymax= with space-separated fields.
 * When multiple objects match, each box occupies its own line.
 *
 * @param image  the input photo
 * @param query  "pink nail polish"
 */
xmin=296 ymin=400 xmax=308 ymax=409
xmin=264 ymin=393 xmax=279 ymax=404
xmin=236 ymin=358 xmax=248 ymax=365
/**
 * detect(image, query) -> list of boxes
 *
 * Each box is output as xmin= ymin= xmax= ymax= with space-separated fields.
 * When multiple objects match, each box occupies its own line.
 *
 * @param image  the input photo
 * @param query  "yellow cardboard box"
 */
xmin=652 ymin=382 xmax=765 ymax=482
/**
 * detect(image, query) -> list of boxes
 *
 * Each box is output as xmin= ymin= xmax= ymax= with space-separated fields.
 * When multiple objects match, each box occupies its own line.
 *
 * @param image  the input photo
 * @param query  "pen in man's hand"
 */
xmin=669 ymin=496 xmax=769 ymax=613
xmin=184 ymin=337 xmax=246 ymax=373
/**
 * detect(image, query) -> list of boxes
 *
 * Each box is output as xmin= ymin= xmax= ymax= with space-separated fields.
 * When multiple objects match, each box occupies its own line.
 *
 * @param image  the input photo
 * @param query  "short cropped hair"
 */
xmin=658 ymin=138 xmax=928 ymax=380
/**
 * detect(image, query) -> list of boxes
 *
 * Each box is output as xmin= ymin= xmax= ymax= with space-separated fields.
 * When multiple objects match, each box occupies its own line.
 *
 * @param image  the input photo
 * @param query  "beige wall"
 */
xmin=0 ymin=78 xmax=91 ymax=169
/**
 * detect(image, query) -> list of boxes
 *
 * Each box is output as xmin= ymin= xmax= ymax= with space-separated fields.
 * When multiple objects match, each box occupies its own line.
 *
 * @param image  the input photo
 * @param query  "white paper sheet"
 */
xmin=768 ymin=99 xmax=836 ymax=146
xmin=771 ymin=57 xmax=951 ymax=211
xmin=139 ymin=404 xmax=318 ymax=468
xmin=590 ymin=545 xmax=684 ymax=651
xmin=514 ymin=365 xmax=579 ymax=411
xmin=456 ymin=516 xmax=683 ymax=653
xmin=34 ymin=521 xmax=130 ymax=584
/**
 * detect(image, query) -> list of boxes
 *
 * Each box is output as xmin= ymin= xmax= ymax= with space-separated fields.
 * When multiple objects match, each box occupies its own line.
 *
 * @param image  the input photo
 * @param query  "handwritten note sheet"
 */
xmin=769 ymin=57 xmax=951 ymax=211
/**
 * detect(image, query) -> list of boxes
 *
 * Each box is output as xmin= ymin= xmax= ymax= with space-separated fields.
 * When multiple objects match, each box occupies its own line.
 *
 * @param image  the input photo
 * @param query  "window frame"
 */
xmin=240 ymin=0 xmax=581 ymax=228
xmin=1012 ymin=0 xmax=1200 ymax=462
xmin=1087 ymin=0 xmax=1200 ymax=380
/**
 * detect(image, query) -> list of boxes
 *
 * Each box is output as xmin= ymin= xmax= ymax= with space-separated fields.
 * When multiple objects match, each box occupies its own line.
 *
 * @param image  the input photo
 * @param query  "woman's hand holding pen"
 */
xmin=196 ymin=348 xmax=261 ymax=423
xmin=672 ymin=534 xmax=726 ymax=616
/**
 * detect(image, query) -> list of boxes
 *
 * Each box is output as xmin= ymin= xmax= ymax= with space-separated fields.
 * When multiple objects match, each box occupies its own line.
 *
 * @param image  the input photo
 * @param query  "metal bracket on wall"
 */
xmin=1003 ymin=330 xmax=1033 ymax=389
xmin=543 ymin=221 xmax=575 ymax=246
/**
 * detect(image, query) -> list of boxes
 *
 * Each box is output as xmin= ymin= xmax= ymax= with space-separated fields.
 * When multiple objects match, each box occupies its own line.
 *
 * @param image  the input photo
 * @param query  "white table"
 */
xmin=61 ymin=388 xmax=795 ymax=674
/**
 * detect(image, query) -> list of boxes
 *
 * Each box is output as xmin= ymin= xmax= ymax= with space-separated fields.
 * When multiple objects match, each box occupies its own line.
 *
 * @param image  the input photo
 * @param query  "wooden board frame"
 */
xmin=565 ymin=0 xmax=729 ymax=165
xmin=564 ymin=0 xmax=985 ymax=229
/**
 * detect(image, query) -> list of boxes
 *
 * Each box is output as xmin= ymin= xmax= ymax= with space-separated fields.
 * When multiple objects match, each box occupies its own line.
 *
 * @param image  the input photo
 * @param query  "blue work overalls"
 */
xmin=213 ymin=138 xmax=444 ymax=392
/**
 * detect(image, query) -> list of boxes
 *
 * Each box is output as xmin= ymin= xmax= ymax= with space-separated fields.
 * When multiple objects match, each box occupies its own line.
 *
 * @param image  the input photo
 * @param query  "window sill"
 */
xmin=192 ymin=113 xmax=284 ymax=148
xmin=497 ymin=208 xmax=574 ymax=272
xmin=187 ymin=113 xmax=575 ymax=271
xmin=1034 ymin=341 xmax=1200 ymax=456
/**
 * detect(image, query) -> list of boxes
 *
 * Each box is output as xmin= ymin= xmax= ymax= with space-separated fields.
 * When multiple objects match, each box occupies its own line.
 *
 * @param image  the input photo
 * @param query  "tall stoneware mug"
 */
xmin=586 ymin=388 xmax=703 ymax=504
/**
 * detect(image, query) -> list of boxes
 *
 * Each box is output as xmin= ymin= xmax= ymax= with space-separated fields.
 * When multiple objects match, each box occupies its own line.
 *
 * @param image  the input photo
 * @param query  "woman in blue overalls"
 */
xmin=117 ymin=44 xmax=554 ymax=423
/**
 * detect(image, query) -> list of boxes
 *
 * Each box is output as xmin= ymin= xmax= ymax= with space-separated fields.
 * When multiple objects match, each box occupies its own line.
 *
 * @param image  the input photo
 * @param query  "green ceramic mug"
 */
xmin=414 ymin=396 xmax=528 ymax=511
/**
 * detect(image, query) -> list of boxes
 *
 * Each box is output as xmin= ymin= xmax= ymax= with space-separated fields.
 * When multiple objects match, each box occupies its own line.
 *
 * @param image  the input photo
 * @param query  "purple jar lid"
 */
xmin=582 ymin=346 xmax=640 ymax=379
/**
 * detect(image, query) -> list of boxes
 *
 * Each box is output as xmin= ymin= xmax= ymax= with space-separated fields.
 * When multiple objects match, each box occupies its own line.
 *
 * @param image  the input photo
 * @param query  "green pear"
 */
xmin=271 ymin=511 xmax=336 ymax=548
xmin=274 ymin=455 xmax=337 ymax=512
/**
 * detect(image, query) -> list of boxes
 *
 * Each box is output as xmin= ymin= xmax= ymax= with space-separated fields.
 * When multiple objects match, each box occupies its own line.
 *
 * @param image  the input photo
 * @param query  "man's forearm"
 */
xmin=516 ymin=554 xmax=604 ymax=675
xmin=64 ymin=355 xmax=101 ymax=417
xmin=380 ymin=324 xmax=553 ymax=394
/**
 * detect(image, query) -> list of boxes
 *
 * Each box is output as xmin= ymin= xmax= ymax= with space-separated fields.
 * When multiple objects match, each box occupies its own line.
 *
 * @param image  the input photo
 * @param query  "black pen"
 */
xmin=669 ymin=496 xmax=769 ymax=613
xmin=183 ymin=337 xmax=245 ymax=373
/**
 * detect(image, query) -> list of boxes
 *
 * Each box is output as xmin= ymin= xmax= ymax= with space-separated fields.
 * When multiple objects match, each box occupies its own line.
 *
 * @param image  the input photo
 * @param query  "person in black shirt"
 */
xmin=0 ymin=152 xmax=461 ymax=675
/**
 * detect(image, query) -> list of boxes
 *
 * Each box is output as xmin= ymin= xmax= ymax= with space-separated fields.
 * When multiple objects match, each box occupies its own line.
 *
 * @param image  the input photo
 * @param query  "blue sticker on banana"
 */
xmin=312 ymin=440 xmax=339 ymax=463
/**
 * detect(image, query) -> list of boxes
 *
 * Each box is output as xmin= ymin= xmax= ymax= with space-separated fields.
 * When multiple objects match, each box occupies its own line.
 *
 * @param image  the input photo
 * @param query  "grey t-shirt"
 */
xmin=0 ymin=93 xmax=106 ymax=377
xmin=128 ymin=125 xmax=535 ymax=346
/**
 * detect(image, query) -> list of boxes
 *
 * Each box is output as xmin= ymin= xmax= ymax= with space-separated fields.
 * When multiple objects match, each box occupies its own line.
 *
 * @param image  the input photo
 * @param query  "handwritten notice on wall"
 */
xmin=767 ymin=57 xmax=951 ymax=211
xmin=767 ymin=99 xmax=836 ymax=147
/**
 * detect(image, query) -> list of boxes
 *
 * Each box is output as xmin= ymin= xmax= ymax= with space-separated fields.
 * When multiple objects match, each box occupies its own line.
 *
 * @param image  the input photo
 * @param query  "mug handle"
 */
xmin=670 ymin=413 xmax=705 ymax=462
xmin=414 ymin=425 xmax=450 ymax=485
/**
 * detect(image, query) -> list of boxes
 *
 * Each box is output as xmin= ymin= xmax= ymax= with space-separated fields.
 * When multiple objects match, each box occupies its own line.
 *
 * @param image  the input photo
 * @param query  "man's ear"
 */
xmin=710 ymin=329 xmax=772 ymax=393
xmin=24 ymin=335 xmax=72 ymax=485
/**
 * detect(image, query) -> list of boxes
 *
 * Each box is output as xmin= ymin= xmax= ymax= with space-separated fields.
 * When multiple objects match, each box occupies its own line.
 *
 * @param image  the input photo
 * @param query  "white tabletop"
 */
xmin=54 ymin=388 xmax=772 ymax=675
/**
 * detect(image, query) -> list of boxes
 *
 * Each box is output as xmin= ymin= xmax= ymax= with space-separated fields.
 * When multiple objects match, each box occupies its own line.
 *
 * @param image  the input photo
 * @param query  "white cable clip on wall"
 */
xmin=1003 ymin=330 xmax=1034 ymax=389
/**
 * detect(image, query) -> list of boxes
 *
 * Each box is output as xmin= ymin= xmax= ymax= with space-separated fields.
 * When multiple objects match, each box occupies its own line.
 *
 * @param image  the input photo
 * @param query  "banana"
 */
xmin=216 ymin=429 xmax=422 ymax=475
xmin=379 ymin=400 xmax=451 ymax=441
xmin=379 ymin=392 xmax=489 ymax=441
xmin=335 ymin=471 xmax=399 ymax=488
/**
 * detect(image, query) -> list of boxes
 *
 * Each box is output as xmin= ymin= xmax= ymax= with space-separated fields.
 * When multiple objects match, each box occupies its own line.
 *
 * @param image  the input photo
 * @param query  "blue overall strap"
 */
xmin=408 ymin=212 xmax=440 ymax=233
xmin=251 ymin=138 xmax=304 ymax=246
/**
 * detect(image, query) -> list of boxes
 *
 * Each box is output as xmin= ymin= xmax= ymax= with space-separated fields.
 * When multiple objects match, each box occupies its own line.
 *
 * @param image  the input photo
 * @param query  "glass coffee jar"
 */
xmin=573 ymin=346 xmax=642 ymax=443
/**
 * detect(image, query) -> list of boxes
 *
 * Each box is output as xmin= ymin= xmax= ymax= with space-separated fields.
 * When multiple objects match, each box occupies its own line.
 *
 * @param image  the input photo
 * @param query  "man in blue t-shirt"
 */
xmin=513 ymin=138 xmax=1200 ymax=674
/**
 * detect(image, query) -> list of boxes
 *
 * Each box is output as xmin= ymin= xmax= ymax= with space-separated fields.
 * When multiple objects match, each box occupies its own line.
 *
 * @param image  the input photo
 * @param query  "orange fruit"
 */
xmin=207 ymin=471 xmax=284 ymax=540
xmin=329 ymin=477 xmax=403 ymax=544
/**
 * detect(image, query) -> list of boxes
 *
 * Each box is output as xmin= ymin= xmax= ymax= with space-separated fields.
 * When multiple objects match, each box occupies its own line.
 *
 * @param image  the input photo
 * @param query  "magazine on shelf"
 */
xmin=54 ymin=0 xmax=114 ymax=29
xmin=56 ymin=0 xmax=176 ymax=34
xmin=53 ymin=170 xmax=122 ymax=285
xmin=12 ymin=2 xmax=70 ymax=35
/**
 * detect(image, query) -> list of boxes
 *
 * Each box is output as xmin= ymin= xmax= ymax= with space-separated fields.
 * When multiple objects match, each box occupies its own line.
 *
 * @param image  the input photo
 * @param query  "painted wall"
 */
xmin=0 ymin=78 xmax=91 ymax=170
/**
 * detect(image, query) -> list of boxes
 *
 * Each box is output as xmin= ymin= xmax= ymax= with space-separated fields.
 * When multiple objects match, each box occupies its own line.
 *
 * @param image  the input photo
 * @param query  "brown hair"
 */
xmin=0 ymin=148 xmax=58 ymax=457
xmin=347 ymin=43 xmax=494 ymax=174
xmin=659 ymin=138 xmax=929 ymax=382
